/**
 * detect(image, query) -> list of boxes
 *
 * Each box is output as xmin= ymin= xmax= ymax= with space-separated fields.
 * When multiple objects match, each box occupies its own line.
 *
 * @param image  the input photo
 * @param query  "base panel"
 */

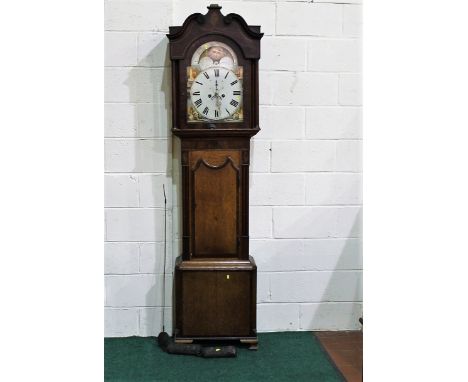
xmin=174 ymin=256 xmax=257 ymax=340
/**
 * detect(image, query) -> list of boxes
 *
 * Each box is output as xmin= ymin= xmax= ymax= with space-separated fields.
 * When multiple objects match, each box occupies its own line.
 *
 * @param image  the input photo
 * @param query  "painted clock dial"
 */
xmin=189 ymin=67 xmax=242 ymax=121
xmin=187 ymin=41 xmax=244 ymax=123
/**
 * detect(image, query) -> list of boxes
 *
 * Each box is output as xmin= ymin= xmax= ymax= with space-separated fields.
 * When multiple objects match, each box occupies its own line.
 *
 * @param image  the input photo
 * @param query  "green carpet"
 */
xmin=104 ymin=332 xmax=344 ymax=381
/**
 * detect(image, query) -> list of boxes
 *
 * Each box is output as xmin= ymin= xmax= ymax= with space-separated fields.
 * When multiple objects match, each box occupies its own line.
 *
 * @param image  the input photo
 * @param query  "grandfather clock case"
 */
xmin=167 ymin=5 xmax=262 ymax=349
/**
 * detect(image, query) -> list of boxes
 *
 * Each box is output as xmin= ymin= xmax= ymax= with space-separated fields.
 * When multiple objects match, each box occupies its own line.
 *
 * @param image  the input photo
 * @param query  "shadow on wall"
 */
xmin=252 ymin=205 xmax=363 ymax=332
xmin=124 ymin=36 xmax=181 ymax=336
xmin=304 ymin=209 xmax=363 ymax=331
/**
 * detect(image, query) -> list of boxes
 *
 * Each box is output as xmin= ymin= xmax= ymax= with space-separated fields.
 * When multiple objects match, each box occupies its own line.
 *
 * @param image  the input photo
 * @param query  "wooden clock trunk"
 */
xmin=167 ymin=4 xmax=262 ymax=349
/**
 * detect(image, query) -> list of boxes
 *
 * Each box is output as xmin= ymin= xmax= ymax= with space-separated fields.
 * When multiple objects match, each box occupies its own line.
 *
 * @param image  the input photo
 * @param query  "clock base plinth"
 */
xmin=174 ymin=256 xmax=257 ymax=345
xmin=172 ymin=336 xmax=259 ymax=351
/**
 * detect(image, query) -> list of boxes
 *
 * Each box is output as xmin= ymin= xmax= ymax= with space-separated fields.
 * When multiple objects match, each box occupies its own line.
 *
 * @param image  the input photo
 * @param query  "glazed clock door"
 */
xmin=186 ymin=41 xmax=244 ymax=124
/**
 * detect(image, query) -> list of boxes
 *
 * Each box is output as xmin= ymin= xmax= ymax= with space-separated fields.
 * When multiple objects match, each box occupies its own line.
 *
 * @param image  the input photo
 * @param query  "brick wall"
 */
xmin=104 ymin=0 xmax=362 ymax=337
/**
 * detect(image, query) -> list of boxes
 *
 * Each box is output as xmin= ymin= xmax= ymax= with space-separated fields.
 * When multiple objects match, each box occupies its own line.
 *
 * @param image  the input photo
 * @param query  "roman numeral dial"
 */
xmin=189 ymin=66 xmax=242 ymax=121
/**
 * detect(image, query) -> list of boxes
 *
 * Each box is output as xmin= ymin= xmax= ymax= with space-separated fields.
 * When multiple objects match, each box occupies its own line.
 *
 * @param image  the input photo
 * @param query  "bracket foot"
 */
xmin=240 ymin=338 xmax=258 ymax=350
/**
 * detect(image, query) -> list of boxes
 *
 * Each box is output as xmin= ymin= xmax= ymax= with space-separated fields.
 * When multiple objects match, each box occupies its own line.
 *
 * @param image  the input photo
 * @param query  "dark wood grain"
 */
xmin=189 ymin=150 xmax=241 ymax=258
xmin=174 ymin=256 xmax=257 ymax=341
xmin=192 ymin=157 xmax=239 ymax=256
xmin=216 ymin=271 xmax=251 ymax=336
xmin=181 ymin=271 xmax=218 ymax=335
xmin=168 ymin=4 xmax=261 ymax=346
xmin=178 ymin=269 xmax=251 ymax=337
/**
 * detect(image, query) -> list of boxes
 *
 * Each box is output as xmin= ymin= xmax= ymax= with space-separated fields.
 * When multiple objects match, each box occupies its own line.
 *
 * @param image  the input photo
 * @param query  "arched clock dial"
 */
xmin=189 ymin=67 xmax=242 ymax=121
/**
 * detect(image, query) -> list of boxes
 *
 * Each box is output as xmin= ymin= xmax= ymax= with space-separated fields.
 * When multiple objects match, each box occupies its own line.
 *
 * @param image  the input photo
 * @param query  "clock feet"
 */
xmin=240 ymin=338 xmax=258 ymax=351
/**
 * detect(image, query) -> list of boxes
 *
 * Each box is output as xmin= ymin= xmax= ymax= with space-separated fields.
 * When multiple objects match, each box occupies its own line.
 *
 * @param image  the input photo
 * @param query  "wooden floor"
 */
xmin=315 ymin=331 xmax=363 ymax=382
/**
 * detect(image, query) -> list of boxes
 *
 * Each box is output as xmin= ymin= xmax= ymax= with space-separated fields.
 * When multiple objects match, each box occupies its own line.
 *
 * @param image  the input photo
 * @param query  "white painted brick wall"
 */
xmin=104 ymin=175 xmax=139 ymax=207
xmin=250 ymin=174 xmax=305 ymax=205
xmin=276 ymin=3 xmax=342 ymax=37
xmin=251 ymin=238 xmax=362 ymax=273
xmin=269 ymin=271 xmax=362 ymax=302
xmin=105 ymin=32 xmax=138 ymax=67
xmin=260 ymin=72 xmax=339 ymax=106
xmin=343 ymin=4 xmax=362 ymax=38
xmin=105 ymin=242 xmax=140 ymax=274
xmin=106 ymin=274 xmax=161 ymax=307
xmin=258 ymin=106 xmax=305 ymax=139
xmin=308 ymin=39 xmax=361 ymax=72
xmin=105 ymin=0 xmax=172 ymax=31
xmin=105 ymin=308 xmax=139 ymax=337
xmin=258 ymin=303 xmax=300 ymax=331
xmin=104 ymin=139 xmax=170 ymax=172
xmin=299 ymin=302 xmax=362 ymax=330
xmin=305 ymin=173 xmax=362 ymax=205
xmin=271 ymin=140 xmax=336 ymax=172
xmin=305 ymin=107 xmax=362 ymax=139
xmin=173 ymin=0 xmax=277 ymax=35
xmin=249 ymin=206 xmax=273 ymax=238
xmin=105 ymin=0 xmax=362 ymax=336
xmin=273 ymin=207 xmax=337 ymax=239
xmin=339 ymin=73 xmax=363 ymax=106
xmin=260 ymin=37 xmax=307 ymax=71
xmin=250 ymin=140 xmax=271 ymax=172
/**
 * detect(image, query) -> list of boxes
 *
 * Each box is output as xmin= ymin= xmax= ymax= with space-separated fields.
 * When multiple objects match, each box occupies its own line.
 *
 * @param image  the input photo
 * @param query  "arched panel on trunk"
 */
xmin=191 ymin=156 xmax=240 ymax=257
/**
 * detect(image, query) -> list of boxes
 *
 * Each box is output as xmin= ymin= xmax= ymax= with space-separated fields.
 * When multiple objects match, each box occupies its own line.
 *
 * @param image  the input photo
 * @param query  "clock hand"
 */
xmin=210 ymin=88 xmax=222 ymax=110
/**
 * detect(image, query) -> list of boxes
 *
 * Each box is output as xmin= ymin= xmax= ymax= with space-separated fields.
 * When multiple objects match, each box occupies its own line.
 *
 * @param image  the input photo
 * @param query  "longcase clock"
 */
xmin=167 ymin=4 xmax=263 ymax=350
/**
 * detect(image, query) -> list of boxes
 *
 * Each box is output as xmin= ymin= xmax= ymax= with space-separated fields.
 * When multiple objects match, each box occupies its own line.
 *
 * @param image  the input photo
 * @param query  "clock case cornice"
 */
xmin=166 ymin=4 xmax=263 ymax=59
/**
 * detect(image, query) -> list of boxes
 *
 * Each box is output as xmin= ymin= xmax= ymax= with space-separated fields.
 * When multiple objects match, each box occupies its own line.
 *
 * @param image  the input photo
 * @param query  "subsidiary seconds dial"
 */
xmin=190 ymin=67 xmax=242 ymax=121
